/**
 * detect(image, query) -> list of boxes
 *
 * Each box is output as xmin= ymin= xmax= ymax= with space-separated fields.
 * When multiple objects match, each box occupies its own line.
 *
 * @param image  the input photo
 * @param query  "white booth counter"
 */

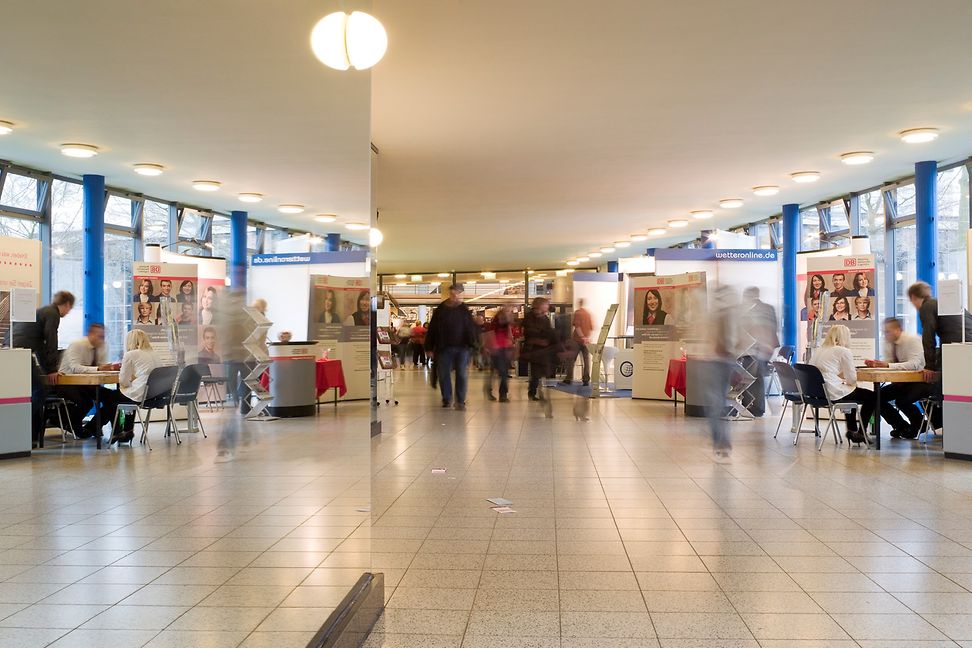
xmin=0 ymin=349 xmax=33 ymax=458
xmin=943 ymin=343 xmax=972 ymax=461
xmin=267 ymin=342 xmax=320 ymax=418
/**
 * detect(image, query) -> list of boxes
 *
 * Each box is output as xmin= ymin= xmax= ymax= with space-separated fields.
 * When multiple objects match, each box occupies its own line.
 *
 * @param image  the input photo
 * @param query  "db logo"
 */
xmin=843 ymin=258 xmax=858 ymax=267
xmin=150 ymin=265 xmax=161 ymax=273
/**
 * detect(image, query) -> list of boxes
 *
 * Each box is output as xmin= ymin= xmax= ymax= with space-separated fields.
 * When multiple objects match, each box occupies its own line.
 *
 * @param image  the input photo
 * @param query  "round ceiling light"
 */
xmin=900 ymin=127 xmax=939 ymax=144
xmin=310 ymin=11 xmax=388 ymax=71
xmin=0 ymin=120 xmax=15 ymax=135
xmin=668 ymin=219 xmax=689 ymax=228
xmin=614 ymin=241 xmax=631 ymax=248
xmin=791 ymin=171 xmax=821 ymax=183
xmin=239 ymin=193 xmax=263 ymax=203
xmin=60 ymin=143 xmax=99 ymax=158
xmin=566 ymin=260 xmax=580 ymax=266
xmin=192 ymin=180 xmax=221 ymax=192
xmin=840 ymin=151 xmax=875 ymax=165
xmin=649 ymin=228 xmax=667 ymax=236
xmin=599 ymin=246 xmax=615 ymax=253
xmin=589 ymin=252 xmax=603 ymax=258
xmin=394 ymin=274 xmax=406 ymax=279
xmin=278 ymin=204 xmax=305 ymax=214
xmin=437 ymin=273 xmax=450 ymax=278
xmin=631 ymin=234 xmax=648 ymax=241
xmin=133 ymin=163 xmax=164 ymax=176
xmin=345 ymin=221 xmax=369 ymax=231
xmin=691 ymin=210 xmax=714 ymax=219
xmin=752 ymin=186 xmax=779 ymax=197
xmin=314 ymin=214 xmax=337 ymax=223
xmin=369 ymin=227 xmax=383 ymax=247
xmin=719 ymin=199 xmax=744 ymax=209
xmin=577 ymin=256 xmax=590 ymax=262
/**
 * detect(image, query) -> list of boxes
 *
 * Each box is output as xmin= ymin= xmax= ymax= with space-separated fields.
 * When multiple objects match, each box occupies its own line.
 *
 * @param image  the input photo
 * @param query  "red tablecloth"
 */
xmin=259 ymin=359 xmax=348 ymax=399
xmin=665 ymin=357 xmax=687 ymax=398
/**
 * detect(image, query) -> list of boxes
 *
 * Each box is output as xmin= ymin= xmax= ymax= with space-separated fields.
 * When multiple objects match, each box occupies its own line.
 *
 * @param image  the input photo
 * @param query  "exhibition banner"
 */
xmin=631 ymin=272 xmax=707 ymax=400
xmin=0 ymin=237 xmax=42 ymax=347
xmin=308 ymin=275 xmax=370 ymax=400
xmin=804 ymin=254 xmax=878 ymax=362
xmin=132 ymin=263 xmax=198 ymax=365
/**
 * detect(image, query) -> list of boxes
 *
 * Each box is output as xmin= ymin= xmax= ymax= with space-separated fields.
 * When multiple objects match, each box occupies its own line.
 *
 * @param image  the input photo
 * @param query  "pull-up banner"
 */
xmin=804 ymin=254 xmax=878 ymax=362
xmin=308 ymin=275 xmax=371 ymax=400
xmin=132 ymin=263 xmax=198 ymax=366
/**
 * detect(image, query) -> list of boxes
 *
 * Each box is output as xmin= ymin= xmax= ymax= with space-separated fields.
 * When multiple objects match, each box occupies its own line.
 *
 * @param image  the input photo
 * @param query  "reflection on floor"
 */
xmin=368 ymin=367 xmax=972 ymax=647
xmin=0 ymin=404 xmax=370 ymax=648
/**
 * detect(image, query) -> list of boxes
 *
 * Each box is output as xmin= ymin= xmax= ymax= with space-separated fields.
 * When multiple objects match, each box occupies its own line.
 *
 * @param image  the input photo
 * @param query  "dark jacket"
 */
xmin=425 ymin=300 xmax=477 ymax=351
xmin=643 ymin=309 xmax=668 ymax=325
xmin=918 ymin=298 xmax=972 ymax=371
xmin=522 ymin=309 xmax=556 ymax=359
xmin=12 ymin=304 xmax=61 ymax=373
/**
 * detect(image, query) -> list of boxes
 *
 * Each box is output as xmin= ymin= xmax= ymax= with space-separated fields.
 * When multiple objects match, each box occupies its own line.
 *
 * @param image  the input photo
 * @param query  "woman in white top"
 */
xmin=809 ymin=324 xmax=870 ymax=442
xmin=112 ymin=329 xmax=160 ymax=443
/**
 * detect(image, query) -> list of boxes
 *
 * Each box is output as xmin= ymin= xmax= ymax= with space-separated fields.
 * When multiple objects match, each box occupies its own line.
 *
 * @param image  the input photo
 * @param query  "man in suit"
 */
xmin=830 ymin=273 xmax=853 ymax=299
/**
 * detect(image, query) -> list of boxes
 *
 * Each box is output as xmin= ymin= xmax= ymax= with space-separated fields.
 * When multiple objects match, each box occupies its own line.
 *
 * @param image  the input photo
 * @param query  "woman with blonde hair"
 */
xmin=110 ymin=329 xmax=160 ymax=443
xmin=809 ymin=324 xmax=871 ymax=443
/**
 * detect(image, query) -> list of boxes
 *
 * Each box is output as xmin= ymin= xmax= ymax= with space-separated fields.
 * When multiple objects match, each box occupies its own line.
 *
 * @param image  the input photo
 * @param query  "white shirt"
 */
xmin=59 ymin=338 xmax=108 ymax=374
xmin=883 ymin=332 xmax=925 ymax=371
xmin=119 ymin=349 xmax=159 ymax=402
xmin=810 ymin=344 xmax=857 ymax=400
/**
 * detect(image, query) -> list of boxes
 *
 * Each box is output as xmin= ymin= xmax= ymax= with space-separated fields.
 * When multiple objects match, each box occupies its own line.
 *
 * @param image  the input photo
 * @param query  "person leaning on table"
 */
xmin=110 ymin=329 xmax=160 ymax=443
xmin=864 ymin=317 xmax=925 ymax=439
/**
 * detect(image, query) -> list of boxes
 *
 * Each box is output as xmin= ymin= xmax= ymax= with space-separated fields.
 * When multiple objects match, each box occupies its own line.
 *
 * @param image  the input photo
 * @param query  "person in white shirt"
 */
xmin=57 ymin=323 xmax=119 ymax=439
xmin=864 ymin=317 xmax=927 ymax=439
xmin=809 ymin=324 xmax=871 ymax=443
xmin=111 ymin=329 xmax=160 ymax=444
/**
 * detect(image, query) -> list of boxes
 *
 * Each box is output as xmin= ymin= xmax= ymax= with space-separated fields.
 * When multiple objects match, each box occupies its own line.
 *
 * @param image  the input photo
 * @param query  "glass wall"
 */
xmin=893 ymin=223 xmax=918 ymax=331
xmin=800 ymin=208 xmax=820 ymax=250
xmin=104 ymin=234 xmax=135 ymax=360
xmin=937 ymin=166 xmax=969 ymax=285
xmin=51 ymin=179 xmax=85 ymax=345
xmin=0 ymin=173 xmax=39 ymax=211
xmin=143 ymin=200 xmax=170 ymax=246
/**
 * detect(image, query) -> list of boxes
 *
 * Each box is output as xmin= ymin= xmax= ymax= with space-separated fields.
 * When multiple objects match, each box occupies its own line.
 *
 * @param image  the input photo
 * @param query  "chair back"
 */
xmin=771 ymin=361 xmax=803 ymax=403
xmin=778 ymin=345 xmax=796 ymax=363
xmin=173 ymin=364 xmax=206 ymax=406
xmin=142 ymin=365 xmax=179 ymax=409
xmin=793 ymin=363 xmax=830 ymax=407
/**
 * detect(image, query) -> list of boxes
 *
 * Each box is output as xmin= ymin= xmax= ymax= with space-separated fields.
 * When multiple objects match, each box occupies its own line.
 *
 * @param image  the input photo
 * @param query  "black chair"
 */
xmin=197 ymin=364 xmax=226 ymax=411
xmin=42 ymin=395 xmax=77 ymax=445
xmin=917 ymin=393 xmax=943 ymax=444
xmin=112 ymin=365 xmax=179 ymax=451
xmin=771 ymin=361 xmax=807 ymax=444
xmin=169 ymin=364 xmax=208 ymax=443
xmin=793 ymin=363 xmax=864 ymax=451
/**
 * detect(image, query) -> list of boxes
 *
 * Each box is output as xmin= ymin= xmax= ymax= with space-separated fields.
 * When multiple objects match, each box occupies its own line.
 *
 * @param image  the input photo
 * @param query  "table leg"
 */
xmin=873 ymin=381 xmax=881 ymax=451
xmin=334 ymin=387 xmax=339 ymax=409
xmin=95 ymin=388 xmax=103 ymax=450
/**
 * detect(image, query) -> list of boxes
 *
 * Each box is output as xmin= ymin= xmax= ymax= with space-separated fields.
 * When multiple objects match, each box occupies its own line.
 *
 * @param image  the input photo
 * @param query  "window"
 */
xmin=896 ymin=183 xmax=916 ymax=219
xmin=860 ymin=189 xmax=886 ymax=320
xmin=179 ymin=209 xmax=205 ymax=240
xmin=211 ymin=215 xmax=231 ymax=258
xmin=936 ymin=166 xmax=969 ymax=287
xmin=0 ymin=173 xmax=40 ymax=211
xmin=104 ymin=195 xmax=133 ymax=228
xmin=51 ymin=180 xmax=85 ymax=345
xmin=0 ymin=215 xmax=40 ymax=239
xmin=828 ymin=199 xmax=849 ymax=231
xmin=265 ymin=228 xmax=290 ymax=252
xmin=800 ymin=208 xmax=820 ymax=250
xmin=104 ymin=233 xmax=135 ymax=361
xmin=143 ymin=200 xmax=170 ymax=246
xmin=247 ymin=225 xmax=259 ymax=253
xmin=893 ymin=224 xmax=917 ymax=332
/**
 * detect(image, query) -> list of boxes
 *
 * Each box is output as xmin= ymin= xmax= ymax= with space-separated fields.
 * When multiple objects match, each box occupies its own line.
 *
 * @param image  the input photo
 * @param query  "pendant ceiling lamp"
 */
xmin=311 ymin=11 xmax=388 ymax=71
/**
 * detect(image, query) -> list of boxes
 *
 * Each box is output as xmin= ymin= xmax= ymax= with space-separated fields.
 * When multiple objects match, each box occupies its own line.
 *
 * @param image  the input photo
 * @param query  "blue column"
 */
xmin=324 ymin=233 xmax=341 ymax=252
xmin=782 ymin=203 xmax=800 ymax=349
xmin=606 ymin=260 xmax=618 ymax=273
xmin=229 ymin=210 xmax=248 ymax=289
xmin=82 ymin=175 xmax=105 ymax=330
xmin=915 ymin=160 xmax=938 ymax=293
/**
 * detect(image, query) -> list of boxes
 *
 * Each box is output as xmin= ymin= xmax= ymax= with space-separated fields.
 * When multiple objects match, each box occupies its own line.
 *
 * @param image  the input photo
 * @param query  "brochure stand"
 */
xmin=242 ymin=306 xmax=275 ymax=420
xmin=590 ymin=304 xmax=619 ymax=399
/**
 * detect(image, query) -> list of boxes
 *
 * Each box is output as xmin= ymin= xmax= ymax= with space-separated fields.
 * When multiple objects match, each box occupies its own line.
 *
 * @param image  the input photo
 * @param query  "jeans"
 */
xmin=566 ymin=341 xmax=591 ymax=383
xmin=437 ymin=346 xmax=470 ymax=405
xmin=489 ymin=348 xmax=513 ymax=397
xmin=703 ymin=359 xmax=733 ymax=451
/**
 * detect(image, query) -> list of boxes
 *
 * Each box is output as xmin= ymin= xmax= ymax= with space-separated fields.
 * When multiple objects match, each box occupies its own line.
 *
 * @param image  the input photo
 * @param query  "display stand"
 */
xmin=590 ymin=304 xmax=619 ymax=399
xmin=375 ymin=302 xmax=397 ymax=406
xmin=242 ymin=306 xmax=275 ymax=420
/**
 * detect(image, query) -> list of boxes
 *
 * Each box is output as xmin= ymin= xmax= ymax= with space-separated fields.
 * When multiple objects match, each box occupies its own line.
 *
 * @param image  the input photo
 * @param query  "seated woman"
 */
xmin=111 ymin=329 xmax=160 ymax=444
xmin=809 ymin=324 xmax=871 ymax=443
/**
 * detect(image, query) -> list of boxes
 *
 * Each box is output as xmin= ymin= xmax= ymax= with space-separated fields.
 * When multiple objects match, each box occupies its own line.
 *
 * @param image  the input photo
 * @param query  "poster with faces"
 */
xmin=805 ymin=255 xmax=878 ymax=363
xmin=132 ymin=263 xmax=198 ymax=365
xmin=308 ymin=274 xmax=371 ymax=400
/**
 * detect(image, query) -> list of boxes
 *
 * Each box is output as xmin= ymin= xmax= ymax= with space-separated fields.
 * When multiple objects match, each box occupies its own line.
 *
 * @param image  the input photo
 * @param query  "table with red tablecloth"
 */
xmin=259 ymin=359 xmax=347 ymax=404
xmin=665 ymin=357 xmax=687 ymax=406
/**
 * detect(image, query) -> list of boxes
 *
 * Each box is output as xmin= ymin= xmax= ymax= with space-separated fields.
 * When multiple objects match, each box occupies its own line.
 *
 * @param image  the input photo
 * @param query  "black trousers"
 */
xmin=879 ymin=382 xmax=939 ymax=432
xmin=56 ymin=385 xmax=120 ymax=435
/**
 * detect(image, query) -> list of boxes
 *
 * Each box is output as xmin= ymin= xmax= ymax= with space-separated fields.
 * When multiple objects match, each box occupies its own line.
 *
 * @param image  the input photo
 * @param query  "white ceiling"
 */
xmin=372 ymin=0 xmax=972 ymax=272
xmin=0 ymin=0 xmax=372 ymax=236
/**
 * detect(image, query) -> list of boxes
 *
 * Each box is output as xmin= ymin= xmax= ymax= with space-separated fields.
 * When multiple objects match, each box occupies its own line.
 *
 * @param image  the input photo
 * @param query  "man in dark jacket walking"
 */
xmin=13 ymin=291 xmax=75 ymax=382
xmin=425 ymin=284 xmax=478 ymax=410
xmin=523 ymin=297 xmax=556 ymax=401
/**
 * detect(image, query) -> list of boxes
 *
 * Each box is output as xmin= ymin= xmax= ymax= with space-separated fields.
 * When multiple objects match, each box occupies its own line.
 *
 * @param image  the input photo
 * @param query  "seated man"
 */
xmin=58 ymin=323 xmax=120 ymax=439
xmin=864 ymin=317 xmax=925 ymax=438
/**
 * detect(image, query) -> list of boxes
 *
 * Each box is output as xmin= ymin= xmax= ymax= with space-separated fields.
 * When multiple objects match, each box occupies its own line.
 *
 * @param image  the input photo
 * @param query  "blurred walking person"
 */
xmin=484 ymin=306 xmax=515 ymax=402
xmin=562 ymin=298 xmax=593 ymax=386
xmin=704 ymin=286 xmax=738 ymax=460
xmin=410 ymin=320 xmax=427 ymax=366
xmin=740 ymin=287 xmax=779 ymax=416
xmin=425 ymin=284 xmax=478 ymax=410
xmin=522 ymin=297 xmax=556 ymax=401
xmin=213 ymin=288 xmax=250 ymax=462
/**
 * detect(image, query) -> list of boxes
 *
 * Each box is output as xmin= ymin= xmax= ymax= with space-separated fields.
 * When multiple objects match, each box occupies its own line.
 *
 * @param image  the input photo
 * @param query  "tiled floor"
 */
xmin=0 ymin=404 xmax=371 ymax=648
xmin=367 ymin=368 xmax=972 ymax=647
